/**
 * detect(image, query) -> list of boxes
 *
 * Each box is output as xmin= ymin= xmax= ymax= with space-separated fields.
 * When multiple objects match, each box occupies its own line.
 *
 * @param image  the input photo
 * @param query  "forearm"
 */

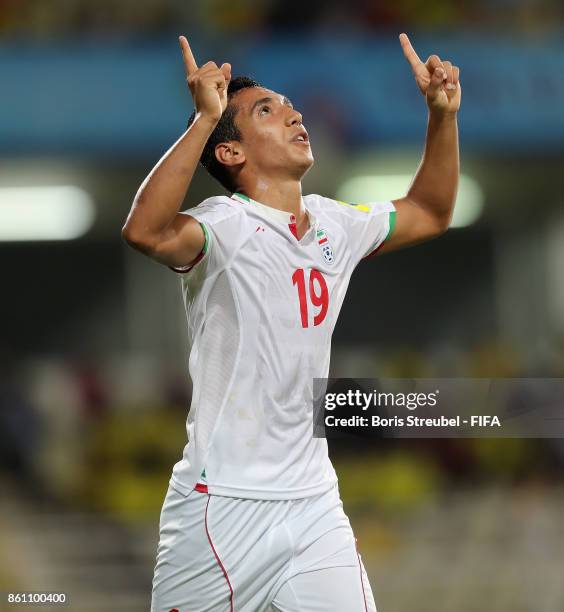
xmin=122 ymin=113 xmax=217 ymax=242
xmin=407 ymin=111 xmax=459 ymax=227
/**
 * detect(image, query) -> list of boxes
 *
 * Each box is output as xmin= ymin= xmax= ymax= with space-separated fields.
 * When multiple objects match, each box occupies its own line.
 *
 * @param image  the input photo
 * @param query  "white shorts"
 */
xmin=151 ymin=482 xmax=377 ymax=612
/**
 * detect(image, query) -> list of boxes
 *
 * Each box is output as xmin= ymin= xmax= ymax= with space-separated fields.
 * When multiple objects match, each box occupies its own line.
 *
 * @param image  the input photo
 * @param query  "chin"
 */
xmin=292 ymin=158 xmax=314 ymax=181
xmin=294 ymin=150 xmax=315 ymax=176
xmin=302 ymin=157 xmax=315 ymax=176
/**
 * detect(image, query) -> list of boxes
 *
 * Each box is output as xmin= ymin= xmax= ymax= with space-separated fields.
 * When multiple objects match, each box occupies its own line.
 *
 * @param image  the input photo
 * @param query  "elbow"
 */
xmin=424 ymin=210 xmax=451 ymax=241
xmin=432 ymin=201 xmax=455 ymax=237
xmin=121 ymin=208 xmax=136 ymax=245
xmin=121 ymin=223 xmax=131 ymax=243
xmin=121 ymin=195 xmax=148 ymax=249
xmin=121 ymin=223 xmax=156 ymax=255
xmin=434 ymin=214 xmax=451 ymax=237
xmin=406 ymin=193 xmax=454 ymax=239
xmin=121 ymin=223 xmax=139 ymax=247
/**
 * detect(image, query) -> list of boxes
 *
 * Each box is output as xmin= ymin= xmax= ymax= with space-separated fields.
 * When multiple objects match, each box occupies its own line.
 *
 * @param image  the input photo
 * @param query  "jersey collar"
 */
xmin=231 ymin=192 xmax=318 ymax=235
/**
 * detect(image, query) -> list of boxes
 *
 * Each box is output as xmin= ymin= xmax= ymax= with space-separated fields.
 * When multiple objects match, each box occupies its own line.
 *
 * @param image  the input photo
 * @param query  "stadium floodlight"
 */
xmin=0 ymin=186 xmax=95 ymax=241
xmin=336 ymin=174 xmax=484 ymax=228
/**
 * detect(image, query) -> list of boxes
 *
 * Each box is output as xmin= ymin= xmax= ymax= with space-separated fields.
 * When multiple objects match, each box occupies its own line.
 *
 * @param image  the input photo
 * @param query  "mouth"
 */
xmin=291 ymin=129 xmax=310 ymax=146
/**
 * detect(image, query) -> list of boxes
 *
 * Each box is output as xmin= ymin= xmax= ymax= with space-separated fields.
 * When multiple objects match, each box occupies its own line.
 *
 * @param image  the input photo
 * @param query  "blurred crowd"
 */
xmin=2 ymin=349 xmax=562 ymax=611
xmin=1 ymin=0 xmax=563 ymax=38
xmin=2 ymin=343 xmax=563 ymax=520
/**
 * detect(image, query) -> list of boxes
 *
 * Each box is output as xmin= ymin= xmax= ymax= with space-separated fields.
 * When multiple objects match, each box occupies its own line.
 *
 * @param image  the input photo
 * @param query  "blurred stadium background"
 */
xmin=2 ymin=1 xmax=564 ymax=610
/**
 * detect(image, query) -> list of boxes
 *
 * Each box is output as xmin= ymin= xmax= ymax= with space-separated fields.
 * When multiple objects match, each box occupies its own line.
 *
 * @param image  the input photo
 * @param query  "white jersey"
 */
xmin=169 ymin=192 xmax=395 ymax=500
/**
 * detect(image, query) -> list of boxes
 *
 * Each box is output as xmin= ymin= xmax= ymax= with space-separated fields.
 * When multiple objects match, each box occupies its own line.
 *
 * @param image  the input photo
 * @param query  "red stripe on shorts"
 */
xmin=205 ymin=496 xmax=234 ymax=611
xmin=356 ymin=539 xmax=368 ymax=611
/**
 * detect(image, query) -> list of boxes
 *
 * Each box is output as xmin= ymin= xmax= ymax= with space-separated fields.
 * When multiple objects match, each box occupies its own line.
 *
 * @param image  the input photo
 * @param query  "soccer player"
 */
xmin=122 ymin=32 xmax=460 ymax=612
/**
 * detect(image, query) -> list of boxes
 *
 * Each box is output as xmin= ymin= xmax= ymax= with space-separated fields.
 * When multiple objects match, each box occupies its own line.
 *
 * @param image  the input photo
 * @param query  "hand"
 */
xmin=399 ymin=33 xmax=461 ymax=116
xmin=179 ymin=36 xmax=232 ymax=123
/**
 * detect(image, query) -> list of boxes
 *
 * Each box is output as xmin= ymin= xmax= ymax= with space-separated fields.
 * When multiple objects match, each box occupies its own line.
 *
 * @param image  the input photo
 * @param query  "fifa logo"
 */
xmin=317 ymin=229 xmax=335 ymax=265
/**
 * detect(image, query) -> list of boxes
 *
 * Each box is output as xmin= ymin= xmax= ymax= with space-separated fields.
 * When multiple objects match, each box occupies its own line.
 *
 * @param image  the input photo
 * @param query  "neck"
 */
xmin=236 ymin=177 xmax=305 ymax=220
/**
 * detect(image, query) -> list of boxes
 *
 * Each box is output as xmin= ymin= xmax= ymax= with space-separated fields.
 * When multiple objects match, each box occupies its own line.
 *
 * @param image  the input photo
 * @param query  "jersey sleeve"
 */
xmin=169 ymin=196 xmax=239 ymax=276
xmin=328 ymin=198 xmax=396 ymax=264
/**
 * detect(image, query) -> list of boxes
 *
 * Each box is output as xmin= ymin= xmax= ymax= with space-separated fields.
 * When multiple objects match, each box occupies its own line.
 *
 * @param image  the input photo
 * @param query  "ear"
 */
xmin=215 ymin=141 xmax=245 ymax=168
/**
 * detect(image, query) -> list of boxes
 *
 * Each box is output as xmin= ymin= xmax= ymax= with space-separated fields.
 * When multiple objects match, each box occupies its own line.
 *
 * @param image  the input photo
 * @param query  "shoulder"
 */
xmin=303 ymin=193 xmax=334 ymax=211
xmin=197 ymin=194 xmax=235 ymax=210
xmin=303 ymin=194 xmax=343 ymax=219
xmin=182 ymin=195 xmax=243 ymax=224
xmin=305 ymin=194 xmax=394 ymax=220
xmin=304 ymin=194 xmax=372 ymax=220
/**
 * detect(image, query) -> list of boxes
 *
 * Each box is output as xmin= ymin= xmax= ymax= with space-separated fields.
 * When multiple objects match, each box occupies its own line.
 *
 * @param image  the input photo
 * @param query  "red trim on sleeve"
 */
xmin=168 ymin=249 xmax=205 ymax=274
xmin=362 ymin=241 xmax=385 ymax=260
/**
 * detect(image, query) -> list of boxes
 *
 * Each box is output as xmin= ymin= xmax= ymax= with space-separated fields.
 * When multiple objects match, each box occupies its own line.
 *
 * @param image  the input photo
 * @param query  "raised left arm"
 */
xmin=378 ymin=33 xmax=461 ymax=255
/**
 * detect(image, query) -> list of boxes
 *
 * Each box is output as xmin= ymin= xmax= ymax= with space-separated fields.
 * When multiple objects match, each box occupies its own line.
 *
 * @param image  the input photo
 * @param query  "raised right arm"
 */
xmin=121 ymin=37 xmax=231 ymax=269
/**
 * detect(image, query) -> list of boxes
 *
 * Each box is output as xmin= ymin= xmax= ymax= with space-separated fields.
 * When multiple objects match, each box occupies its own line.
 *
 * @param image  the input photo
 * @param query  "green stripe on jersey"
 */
xmin=200 ymin=222 xmax=210 ymax=254
xmin=233 ymin=192 xmax=250 ymax=203
xmin=386 ymin=211 xmax=396 ymax=241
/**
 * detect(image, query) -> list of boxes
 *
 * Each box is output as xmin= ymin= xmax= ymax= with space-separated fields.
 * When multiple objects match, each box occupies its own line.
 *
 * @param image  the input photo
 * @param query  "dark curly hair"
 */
xmin=187 ymin=76 xmax=261 ymax=192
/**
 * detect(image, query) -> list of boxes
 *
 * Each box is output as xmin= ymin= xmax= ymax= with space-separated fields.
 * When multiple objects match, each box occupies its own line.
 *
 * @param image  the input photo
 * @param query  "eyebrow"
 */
xmin=250 ymin=95 xmax=293 ymax=115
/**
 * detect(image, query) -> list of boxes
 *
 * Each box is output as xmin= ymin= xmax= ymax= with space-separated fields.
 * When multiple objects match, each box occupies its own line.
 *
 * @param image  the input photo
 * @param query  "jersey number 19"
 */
xmin=292 ymin=268 xmax=328 ymax=328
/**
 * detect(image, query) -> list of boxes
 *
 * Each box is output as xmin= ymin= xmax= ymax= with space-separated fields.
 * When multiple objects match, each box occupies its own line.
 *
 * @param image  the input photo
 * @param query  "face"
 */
xmin=224 ymin=87 xmax=314 ymax=182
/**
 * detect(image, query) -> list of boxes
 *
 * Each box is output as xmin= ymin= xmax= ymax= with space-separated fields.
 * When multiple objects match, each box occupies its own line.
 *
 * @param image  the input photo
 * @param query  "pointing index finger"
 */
xmin=179 ymin=35 xmax=198 ymax=76
xmin=399 ymin=33 xmax=423 ymax=72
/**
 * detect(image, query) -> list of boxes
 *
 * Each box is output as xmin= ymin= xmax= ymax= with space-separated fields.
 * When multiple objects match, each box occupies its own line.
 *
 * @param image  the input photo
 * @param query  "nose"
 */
xmin=285 ymin=108 xmax=303 ymax=127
